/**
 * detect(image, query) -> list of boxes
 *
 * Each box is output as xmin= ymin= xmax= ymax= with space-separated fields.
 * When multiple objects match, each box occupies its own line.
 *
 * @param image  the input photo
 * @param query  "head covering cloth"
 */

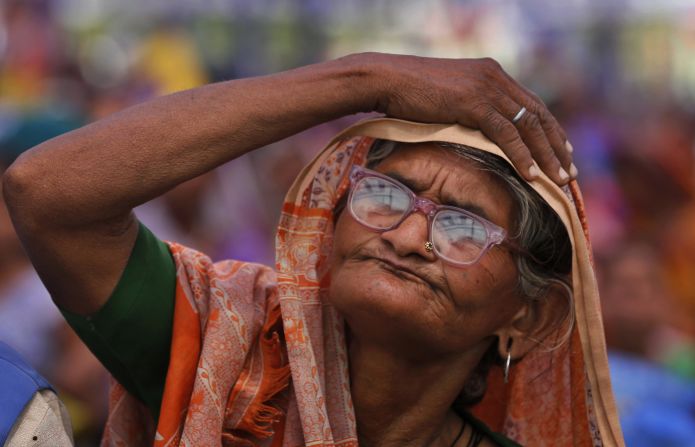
xmin=101 ymin=118 xmax=624 ymax=447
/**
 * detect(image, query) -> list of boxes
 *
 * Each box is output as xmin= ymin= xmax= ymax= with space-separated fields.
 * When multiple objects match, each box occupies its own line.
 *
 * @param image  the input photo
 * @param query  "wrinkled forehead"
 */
xmin=368 ymin=141 xmax=513 ymax=193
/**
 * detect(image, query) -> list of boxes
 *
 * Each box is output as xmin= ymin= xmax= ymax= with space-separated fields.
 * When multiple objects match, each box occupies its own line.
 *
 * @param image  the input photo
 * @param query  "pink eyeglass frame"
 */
xmin=348 ymin=165 xmax=510 ymax=266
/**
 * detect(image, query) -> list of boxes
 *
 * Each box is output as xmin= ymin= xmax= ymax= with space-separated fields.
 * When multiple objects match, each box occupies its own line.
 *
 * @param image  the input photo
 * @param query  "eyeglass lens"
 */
xmin=350 ymin=176 xmax=490 ymax=264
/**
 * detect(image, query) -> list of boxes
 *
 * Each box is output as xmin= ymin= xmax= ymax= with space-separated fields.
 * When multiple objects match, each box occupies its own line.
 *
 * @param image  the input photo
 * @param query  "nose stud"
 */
xmin=424 ymin=241 xmax=434 ymax=252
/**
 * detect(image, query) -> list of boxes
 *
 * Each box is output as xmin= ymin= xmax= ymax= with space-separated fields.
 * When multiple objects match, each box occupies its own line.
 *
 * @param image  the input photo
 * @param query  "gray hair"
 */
xmin=366 ymin=139 xmax=574 ymax=404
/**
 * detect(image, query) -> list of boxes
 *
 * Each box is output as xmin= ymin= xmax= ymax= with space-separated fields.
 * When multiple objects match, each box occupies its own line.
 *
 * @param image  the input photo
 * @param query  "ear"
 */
xmin=494 ymin=282 xmax=572 ymax=360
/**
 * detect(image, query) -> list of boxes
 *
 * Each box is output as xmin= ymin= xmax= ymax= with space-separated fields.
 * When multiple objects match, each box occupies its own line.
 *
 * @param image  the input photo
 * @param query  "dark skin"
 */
xmin=3 ymin=53 xmax=572 ymax=446
xmin=330 ymin=144 xmax=558 ymax=446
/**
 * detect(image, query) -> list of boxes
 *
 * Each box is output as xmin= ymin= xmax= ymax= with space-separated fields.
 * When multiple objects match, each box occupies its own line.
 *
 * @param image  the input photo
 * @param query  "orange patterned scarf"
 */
xmin=100 ymin=118 xmax=624 ymax=447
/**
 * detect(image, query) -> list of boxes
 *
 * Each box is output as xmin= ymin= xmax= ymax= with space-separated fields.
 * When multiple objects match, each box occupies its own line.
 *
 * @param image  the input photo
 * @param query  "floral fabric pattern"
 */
xmin=99 ymin=119 xmax=623 ymax=447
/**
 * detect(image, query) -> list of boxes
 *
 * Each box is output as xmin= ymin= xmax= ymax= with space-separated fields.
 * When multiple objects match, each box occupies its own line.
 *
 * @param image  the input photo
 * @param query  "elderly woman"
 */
xmin=3 ymin=53 xmax=623 ymax=446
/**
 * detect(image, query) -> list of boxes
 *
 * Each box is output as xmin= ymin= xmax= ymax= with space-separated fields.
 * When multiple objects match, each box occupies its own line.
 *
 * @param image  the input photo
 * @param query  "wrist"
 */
xmin=332 ymin=52 xmax=389 ymax=114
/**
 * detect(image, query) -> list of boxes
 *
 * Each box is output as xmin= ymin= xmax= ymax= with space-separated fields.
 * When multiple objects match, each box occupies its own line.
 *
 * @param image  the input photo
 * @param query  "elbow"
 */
xmin=3 ymin=156 xmax=31 ymax=212
xmin=2 ymin=154 xmax=48 ymax=230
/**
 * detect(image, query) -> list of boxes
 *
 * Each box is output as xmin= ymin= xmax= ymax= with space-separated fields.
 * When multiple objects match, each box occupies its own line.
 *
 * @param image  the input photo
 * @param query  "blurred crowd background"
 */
xmin=1 ymin=0 xmax=694 ymax=445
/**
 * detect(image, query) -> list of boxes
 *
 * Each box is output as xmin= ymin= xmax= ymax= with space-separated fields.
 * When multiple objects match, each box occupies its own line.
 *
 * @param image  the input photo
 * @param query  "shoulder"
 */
xmin=0 ymin=343 xmax=72 ymax=446
xmin=4 ymin=389 xmax=74 ymax=447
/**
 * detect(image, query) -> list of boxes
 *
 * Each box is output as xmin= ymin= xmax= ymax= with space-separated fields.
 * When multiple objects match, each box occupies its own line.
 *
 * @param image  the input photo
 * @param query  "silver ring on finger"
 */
xmin=512 ymin=106 xmax=527 ymax=124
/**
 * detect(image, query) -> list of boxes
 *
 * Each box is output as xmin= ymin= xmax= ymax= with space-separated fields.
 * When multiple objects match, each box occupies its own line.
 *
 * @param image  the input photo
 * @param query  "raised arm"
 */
xmin=2 ymin=53 xmax=573 ymax=315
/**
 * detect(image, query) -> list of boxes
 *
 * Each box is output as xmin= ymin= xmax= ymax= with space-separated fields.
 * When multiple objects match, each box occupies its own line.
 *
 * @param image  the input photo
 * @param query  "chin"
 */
xmin=327 ymin=260 xmax=449 ymax=356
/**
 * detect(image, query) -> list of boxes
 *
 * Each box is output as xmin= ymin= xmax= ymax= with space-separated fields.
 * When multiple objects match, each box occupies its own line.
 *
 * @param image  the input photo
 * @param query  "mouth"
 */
xmin=368 ymin=256 xmax=434 ymax=288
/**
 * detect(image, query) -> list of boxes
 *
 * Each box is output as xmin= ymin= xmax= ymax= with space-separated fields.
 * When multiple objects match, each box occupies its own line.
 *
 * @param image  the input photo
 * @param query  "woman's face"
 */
xmin=329 ymin=142 xmax=525 ymax=361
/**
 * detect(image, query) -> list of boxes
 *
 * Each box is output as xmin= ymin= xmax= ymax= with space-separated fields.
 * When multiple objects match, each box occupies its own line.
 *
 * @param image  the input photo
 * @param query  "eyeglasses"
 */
xmin=348 ymin=165 xmax=511 ymax=266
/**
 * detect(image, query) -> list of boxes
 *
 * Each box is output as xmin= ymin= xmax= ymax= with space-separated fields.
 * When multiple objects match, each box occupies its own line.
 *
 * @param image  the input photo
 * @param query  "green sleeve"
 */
xmin=61 ymin=222 xmax=176 ymax=423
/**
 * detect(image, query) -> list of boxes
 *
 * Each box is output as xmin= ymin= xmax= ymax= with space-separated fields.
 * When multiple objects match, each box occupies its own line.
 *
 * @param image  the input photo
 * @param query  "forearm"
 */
xmin=1 ymin=52 xmax=574 ymax=314
xmin=4 ymin=54 xmax=377 ymax=227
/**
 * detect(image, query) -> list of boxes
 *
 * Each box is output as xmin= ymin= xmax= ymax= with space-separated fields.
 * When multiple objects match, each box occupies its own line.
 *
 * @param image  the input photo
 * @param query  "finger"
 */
xmin=516 ymin=108 xmax=570 ymax=185
xmin=493 ymin=95 xmax=570 ymax=185
xmin=510 ymin=86 xmax=574 ymax=170
xmin=534 ymin=106 xmax=576 ymax=178
xmin=474 ymin=105 xmax=540 ymax=182
xmin=493 ymin=69 xmax=576 ymax=176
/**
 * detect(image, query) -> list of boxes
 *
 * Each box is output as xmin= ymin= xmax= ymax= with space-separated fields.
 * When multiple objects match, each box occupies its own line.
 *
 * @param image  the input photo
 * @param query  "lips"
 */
xmin=347 ymin=243 xmax=446 ymax=293
xmin=369 ymin=256 xmax=435 ymax=288
xmin=374 ymin=258 xmax=418 ymax=278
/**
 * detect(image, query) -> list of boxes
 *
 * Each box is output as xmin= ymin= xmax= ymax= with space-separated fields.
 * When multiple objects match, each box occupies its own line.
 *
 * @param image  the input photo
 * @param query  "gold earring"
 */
xmin=424 ymin=241 xmax=434 ymax=252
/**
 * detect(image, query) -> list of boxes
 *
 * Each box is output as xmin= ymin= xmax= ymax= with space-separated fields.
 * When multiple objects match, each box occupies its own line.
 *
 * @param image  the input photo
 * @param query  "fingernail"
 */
xmin=565 ymin=141 xmax=574 ymax=153
xmin=569 ymin=163 xmax=579 ymax=178
xmin=558 ymin=167 xmax=570 ymax=181
xmin=528 ymin=165 xmax=540 ymax=179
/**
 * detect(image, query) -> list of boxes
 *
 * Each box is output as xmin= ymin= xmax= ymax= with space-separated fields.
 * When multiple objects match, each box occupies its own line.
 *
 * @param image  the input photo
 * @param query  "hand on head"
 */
xmin=358 ymin=53 xmax=576 ymax=185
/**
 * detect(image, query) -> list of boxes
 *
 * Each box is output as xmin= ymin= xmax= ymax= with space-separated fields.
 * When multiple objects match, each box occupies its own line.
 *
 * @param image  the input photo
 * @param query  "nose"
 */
xmin=380 ymin=211 xmax=437 ymax=261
